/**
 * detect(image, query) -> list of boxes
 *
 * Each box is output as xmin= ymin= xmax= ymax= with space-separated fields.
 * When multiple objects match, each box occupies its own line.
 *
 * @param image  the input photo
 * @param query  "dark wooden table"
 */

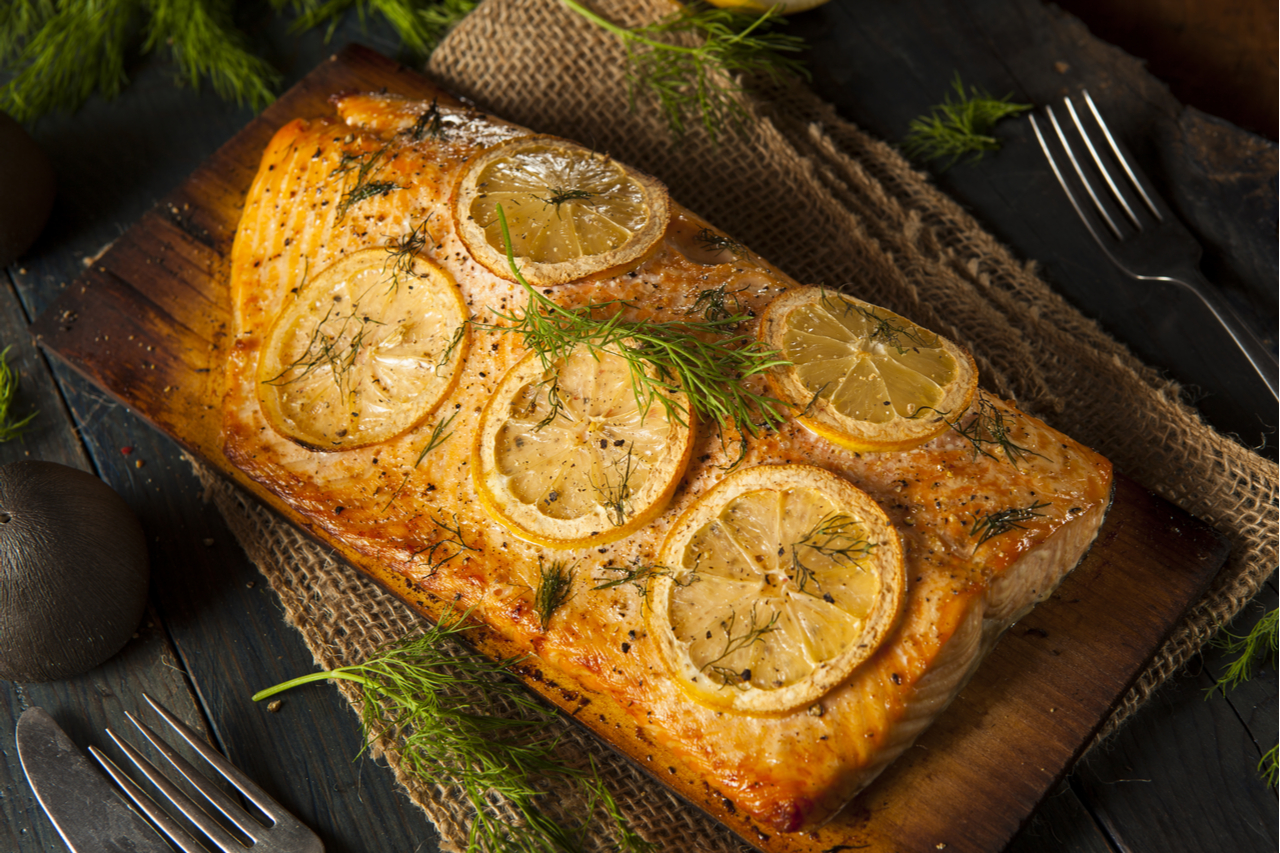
xmin=2 ymin=3 xmax=1275 ymax=852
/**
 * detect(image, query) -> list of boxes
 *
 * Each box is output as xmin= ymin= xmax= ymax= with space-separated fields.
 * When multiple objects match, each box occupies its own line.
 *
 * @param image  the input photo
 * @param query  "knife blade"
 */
xmin=16 ymin=706 xmax=173 ymax=853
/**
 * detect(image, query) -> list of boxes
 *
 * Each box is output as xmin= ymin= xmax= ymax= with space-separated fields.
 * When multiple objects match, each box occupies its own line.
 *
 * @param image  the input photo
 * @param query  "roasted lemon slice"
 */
xmin=760 ymin=287 xmax=978 ymax=453
xmin=452 ymin=136 xmax=670 ymax=286
xmin=257 ymin=248 xmax=469 ymax=450
xmin=473 ymin=346 xmax=695 ymax=548
xmin=650 ymin=464 xmax=904 ymax=714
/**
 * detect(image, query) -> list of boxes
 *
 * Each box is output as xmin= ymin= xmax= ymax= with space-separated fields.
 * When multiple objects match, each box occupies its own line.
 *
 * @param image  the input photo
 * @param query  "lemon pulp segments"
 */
xmin=454 ymin=137 xmax=669 ymax=285
xmin=257 ymin=248 xmax=468 ymax=450
xmin=786 ymin=296 xmax=955 ymax=420
xmin=652 ymin=464 xmax=904 ymax=714
xmin=474 ymin=346 xmax=694 ymax=548
xmin=760 ymin=287 xmax=978 ymax=452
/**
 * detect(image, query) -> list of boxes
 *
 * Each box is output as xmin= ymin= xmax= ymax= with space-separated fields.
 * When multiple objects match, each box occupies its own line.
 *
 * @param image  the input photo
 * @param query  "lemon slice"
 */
xmin=257 ymin=248 xmax=469 ymax=450
xmin=452 ymin=136 xmax=670 ymax=286
xmin=650 ymin=464 xmax=904 ymax=714
xmin=760 ymin=287 xmax=978 ymax=453
xmin=473 ymin=346 xmax=695 ymax=548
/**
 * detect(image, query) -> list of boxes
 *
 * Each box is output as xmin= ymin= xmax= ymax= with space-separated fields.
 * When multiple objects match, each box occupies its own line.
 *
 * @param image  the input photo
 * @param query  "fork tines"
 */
xmin=1030 ymin=90 xmax=1163 ymax=243
xmin=89 ymin=693 xmax=323 ymax=853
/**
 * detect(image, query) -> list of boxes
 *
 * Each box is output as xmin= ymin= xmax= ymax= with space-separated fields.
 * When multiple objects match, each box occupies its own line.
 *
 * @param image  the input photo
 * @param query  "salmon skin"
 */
xmin=222 ymin=91 xmax=1113 ymax=833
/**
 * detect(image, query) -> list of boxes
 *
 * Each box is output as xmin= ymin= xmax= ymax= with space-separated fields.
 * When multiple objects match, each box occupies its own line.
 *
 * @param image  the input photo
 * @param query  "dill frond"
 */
xmin=1210 ymin=606 xmax=1277 ymax=695
xmin=409 ymin=510 xmax=477 ymax=574
xmin=789 ymin=512 xmax=874 ymax=597
xmin=969 ymin=501 xmax=1049 ymax=546
xmin=1261 ymin=743 xmax=1278 ymax=789
xmin=702 ymin=603 xmax=779 ymax=689
xmin=142 ymin=0 xmax=279 ymax=111
xmin=479 ymin=205 xmax=790 ymax=457
xmin=690 ymin=283 xmax=746 ymax=324
xmin=533 ymin=557 xmax=575 ymax=631
xmin=0 ymin=346 xmax=37 ymax=442
xmin=275 ymin=0 xmax=479 ymax=58
xmin=921 ymin=393 xmax=1045 ymax=469
xmin=262 ymin=299 xmax=383 ymax=404
xmin=903 ymin=73 xmax=1032 ymax=169
xmin=332 ymin=143 xmax=400 ymax=218
xmin=1 ymin=1 xmax=480 ymax=123
xmin=404 ymin=97 xmax=446 ymax=140
xmin=559 ymin=0 xmax=808 ymax=143
xmin=692 ymin=227 xmax=744 ymax=259
xmin=252 ymin=614 xmax=653 ymax=852
xmin=381 ymin=409 xmax=459 ymax=512
xmin=534 ymin=187 xmax=596 ymax=210
xmin=593 ymin=443 xmax=638 ymax=527
xmin=592 ymin=562 xmax=688 ymax=606
xmin=0 ymin=0 xmax=137 ymax=123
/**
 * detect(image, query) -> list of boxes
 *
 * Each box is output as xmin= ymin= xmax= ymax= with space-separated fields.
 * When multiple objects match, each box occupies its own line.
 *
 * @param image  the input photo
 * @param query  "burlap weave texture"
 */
xmin=203 ymin=1 xmax=1278 ymax=850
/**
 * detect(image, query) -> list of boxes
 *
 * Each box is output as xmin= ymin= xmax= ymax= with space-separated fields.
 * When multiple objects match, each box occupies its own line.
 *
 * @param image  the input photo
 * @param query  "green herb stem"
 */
xmin=252 ymin=616 xmax=653 ymax=851
xmin=557 ymin=0 xmax=808 ymax=142
xmin=0 ymin=346 xmax=37 ymax=442
xmin=488 ymin=205 xmax=789 ymax=455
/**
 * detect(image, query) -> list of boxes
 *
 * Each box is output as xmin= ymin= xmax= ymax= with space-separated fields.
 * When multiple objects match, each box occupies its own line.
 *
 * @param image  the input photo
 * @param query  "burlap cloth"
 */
xmin=198 ymin=1 xmax=1279 ymax=850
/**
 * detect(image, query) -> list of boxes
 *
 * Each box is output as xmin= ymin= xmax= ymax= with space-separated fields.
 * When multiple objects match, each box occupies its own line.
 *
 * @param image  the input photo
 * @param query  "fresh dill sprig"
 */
xmin=593 ymin=443 xmax=638 ymax=527
xmin=693 ymin=227 xmax=744 ymax=259
xmin=690 ymin=283 xmax=746 ymax=324
xmin=275 ymin=0 xmax=479 ymax=58
xmin=702 ymin=604 xmax=779 ymax=689
xmin=252 ymin=614 xmax=654 ymax=852
xmin=922 ymin=393 xmax=1045 ymax=469
xmin=409 ymin=510 xmax=477 ymax=574
xmin=384 ymin=216 xmax=431 ymax=281
xmin=1210 ymin=606 xmax=1277 ymax=695
xmin=1 ymin=1 xmax=478 ymax=124
xmin=0 ymin=0 xmax=277 ymax=123
xmin=559 ymin=0 xmax=808 ymax=143
xmin=262 ymin=300 xmax=383 ymax=403
xmin=903 ymin=73 xmax=1032 ymax=169
xmin=404 ymin=97 xmax=446 ymax=140
xmin=798 ymin=383 xmax=826 ymax=418
xmin=1261 ymin=744 xmax=1278 ymax=789
xmin=818 ymin=291 xmax=937 ymax=355
xmin=969 ymin=501 xmax=1050 ymax=546
xmin=533 ymin=187 xmax=596 ymax=210
xmin=481 ymin=205 xmax=790 ymax=454
xmin=0 ymin=346 xmax=37 ymax=442
xmin=334 ymin=144 xmax=399 ymax=219
xmin=592 ymin=562 xmax=681 ymax=603
xmin=382 ymin=409 xmax=459 ymax=512
xmin=856 ymin=306 xmax=936 ymax=354
xmin=1208 ymin=604 xmax=1277 ymax=786
xmin=533 ymin=557 xmax=575 ymax=631
xmin=789 ymin=512 xmax=874 ymax=597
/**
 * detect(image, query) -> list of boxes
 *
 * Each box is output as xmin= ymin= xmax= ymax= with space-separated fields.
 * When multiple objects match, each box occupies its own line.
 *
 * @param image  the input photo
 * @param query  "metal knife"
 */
xmin=16 ymin=706 xmax=173 ymax=853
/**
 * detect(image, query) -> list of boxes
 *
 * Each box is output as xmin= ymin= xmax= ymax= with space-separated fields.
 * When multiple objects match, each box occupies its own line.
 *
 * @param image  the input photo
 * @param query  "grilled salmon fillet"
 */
xmin=222 ymin=92 xmax=1113 ymax=833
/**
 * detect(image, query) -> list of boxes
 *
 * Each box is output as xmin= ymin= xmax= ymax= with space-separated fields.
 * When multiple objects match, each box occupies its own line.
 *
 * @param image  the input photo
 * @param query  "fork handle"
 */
xmin=1164 ymin=268 xmax=1279 ymax=401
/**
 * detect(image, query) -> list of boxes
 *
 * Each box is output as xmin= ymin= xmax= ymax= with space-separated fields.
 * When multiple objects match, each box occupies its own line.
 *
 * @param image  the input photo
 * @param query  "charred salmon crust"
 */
xmin=221 ymin=91 xmax=1114 ymax=832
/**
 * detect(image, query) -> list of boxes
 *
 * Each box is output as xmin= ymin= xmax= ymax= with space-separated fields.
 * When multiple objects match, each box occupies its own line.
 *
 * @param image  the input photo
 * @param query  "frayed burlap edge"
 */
xmin=197 ymin=1 xmax=1277 ymax=850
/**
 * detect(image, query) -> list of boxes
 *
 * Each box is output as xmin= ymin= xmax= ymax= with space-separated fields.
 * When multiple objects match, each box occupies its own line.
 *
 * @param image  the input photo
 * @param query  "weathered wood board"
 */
xmin=29 ymin=45 xmax=1229 ymax=853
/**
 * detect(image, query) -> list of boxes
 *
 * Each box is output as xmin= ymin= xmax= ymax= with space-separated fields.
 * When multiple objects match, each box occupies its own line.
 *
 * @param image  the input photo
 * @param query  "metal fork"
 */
xmin=87 ymin=694 xmax=324 ymax=852
xmin=1030 ymin=90 xmax=1278 ymax=401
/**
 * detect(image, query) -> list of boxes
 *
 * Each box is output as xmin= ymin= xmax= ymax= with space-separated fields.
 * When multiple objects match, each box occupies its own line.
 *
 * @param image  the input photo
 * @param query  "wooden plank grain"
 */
xmin=26 ymin=43 xmax=1235 ymax=853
